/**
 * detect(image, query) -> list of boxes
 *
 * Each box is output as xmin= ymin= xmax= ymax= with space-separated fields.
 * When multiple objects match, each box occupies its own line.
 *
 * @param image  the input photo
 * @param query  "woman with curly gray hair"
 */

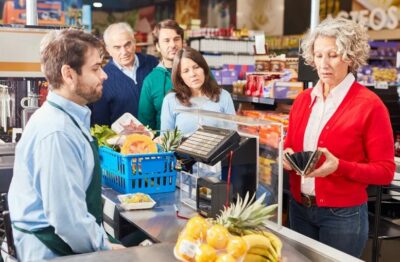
xmin=283 ymin=18 xmax=395 ymax=257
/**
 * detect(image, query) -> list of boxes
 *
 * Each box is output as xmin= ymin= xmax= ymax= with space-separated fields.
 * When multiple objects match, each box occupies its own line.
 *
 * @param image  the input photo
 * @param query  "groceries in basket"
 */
xmin=91 ymin=113 xmax=183 ymax=155
xmin=91 ymin=113 xmax=155 ymax=151
xmin=90 ymin=124 xmax=117 ymax=147
xmin=93 ymin=114 xmax=181 ymax=194
xmin=174 ymin=192 xmax=282 ymax=262
xmin=120 ymin=134 xmax=158 ymax=155
xmin=112 ymin=112 xmax=154 ymax=138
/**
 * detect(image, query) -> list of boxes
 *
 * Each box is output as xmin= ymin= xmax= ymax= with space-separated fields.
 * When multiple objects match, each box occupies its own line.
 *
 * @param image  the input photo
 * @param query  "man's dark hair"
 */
xmin=41 ymin=29 xmax=104 ymax=89
xmin=171 ymin=47 xmax=221 ymax=106
xmin=152 ymin=19 xmax=184 ymax=45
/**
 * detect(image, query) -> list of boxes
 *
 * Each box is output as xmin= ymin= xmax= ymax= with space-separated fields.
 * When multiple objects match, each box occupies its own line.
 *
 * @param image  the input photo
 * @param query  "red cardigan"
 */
xmin=284 ymin=82 xmax=395 ymax=207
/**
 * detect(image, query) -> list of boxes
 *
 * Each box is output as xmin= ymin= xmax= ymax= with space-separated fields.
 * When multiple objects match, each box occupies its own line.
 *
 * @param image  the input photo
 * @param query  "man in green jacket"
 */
xmin=138 ymin=19 xmax=184 ymax=131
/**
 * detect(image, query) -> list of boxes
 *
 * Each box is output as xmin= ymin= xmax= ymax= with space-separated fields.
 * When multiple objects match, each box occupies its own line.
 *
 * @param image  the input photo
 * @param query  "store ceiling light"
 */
xmin=93 ymin=2 xmax=103 ymax=8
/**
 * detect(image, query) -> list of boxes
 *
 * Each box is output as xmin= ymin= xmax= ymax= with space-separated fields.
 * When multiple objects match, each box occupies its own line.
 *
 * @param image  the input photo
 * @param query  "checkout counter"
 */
xmin=100 ymin=188 xmax=363 ymax=262
xmin=0 ymin=143 xmax=15 ymax=194
xmin=67 ymin=110 xmax=363 ymax=262
xmin=39 ymin=186 xmax=362 ymax=262
xmin=1 ymin=110 xmax=383 ymax=262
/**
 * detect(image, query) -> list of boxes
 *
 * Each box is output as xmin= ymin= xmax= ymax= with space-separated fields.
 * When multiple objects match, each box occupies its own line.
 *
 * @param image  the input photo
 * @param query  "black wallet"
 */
xmin=284 ymin=151 xmax=322 ymax=176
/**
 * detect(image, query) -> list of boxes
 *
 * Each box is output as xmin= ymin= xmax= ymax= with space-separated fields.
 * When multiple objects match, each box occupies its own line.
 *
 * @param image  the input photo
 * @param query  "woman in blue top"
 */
xmin=161 ymin=47 xmax=236 ymax=136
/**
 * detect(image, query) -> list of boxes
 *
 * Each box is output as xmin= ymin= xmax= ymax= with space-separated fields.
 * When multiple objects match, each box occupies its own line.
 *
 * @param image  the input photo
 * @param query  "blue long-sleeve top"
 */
xmin=160 ymin=89 xmax=236 ymax=136
xmin=8 ymin=91 xmax=110 ymax=261
xmin=89 ymin=53 xmax=158 ymax=126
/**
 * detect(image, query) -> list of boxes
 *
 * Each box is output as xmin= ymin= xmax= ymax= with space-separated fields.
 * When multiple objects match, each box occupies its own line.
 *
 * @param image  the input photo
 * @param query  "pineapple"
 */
xmin=160 ymin=127 xmax=183 ymax=152
xmin=216 ymin=192 xmax=277 ymax=236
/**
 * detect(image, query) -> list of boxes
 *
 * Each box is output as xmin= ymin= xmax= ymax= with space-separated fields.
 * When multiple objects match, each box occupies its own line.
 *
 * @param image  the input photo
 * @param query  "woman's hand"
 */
xmin=283 ymin=148 xmax=294 ymax=171
xmin=306 ymin=147 xmax=338 ymax=178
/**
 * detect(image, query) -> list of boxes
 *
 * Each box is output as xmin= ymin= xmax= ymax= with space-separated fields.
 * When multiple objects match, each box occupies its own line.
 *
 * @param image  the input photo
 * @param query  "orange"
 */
xmin=216 ymin=253 xmax=236 ymax=262
xmin=185 ymin=216 xmax=209 ymax=240
xmin=195 ymin=243 xmax=217 ymax=262
xmin=226 ymin=236 xmax=247 ymax=258
xmin=206 ymin=224 xmax=230 ymax=249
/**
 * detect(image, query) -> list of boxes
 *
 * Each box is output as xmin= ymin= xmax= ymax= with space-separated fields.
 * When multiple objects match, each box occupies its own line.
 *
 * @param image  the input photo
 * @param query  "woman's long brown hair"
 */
xmin=171 ymin=47 xmax=221 ymax=106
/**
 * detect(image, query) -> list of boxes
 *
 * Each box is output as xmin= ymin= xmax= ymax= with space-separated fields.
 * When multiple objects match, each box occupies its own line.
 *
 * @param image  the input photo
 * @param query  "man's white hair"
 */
xmin=103 ymin=22 xmax=135 ymax=46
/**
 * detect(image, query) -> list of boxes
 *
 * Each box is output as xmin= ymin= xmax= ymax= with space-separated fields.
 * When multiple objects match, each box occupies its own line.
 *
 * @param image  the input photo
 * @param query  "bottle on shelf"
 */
xmin=395 ymin=134 xmax=400 ymax=157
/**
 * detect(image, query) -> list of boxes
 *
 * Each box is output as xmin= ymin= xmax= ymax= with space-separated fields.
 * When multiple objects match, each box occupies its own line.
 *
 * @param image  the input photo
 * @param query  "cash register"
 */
xmin=175 ymin=125 xmax=258 ymax=218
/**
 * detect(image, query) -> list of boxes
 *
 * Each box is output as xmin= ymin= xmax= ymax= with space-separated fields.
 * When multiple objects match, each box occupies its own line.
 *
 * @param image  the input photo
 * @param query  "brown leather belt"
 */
xmin=301 ymin=194 xmax=317 ymax=208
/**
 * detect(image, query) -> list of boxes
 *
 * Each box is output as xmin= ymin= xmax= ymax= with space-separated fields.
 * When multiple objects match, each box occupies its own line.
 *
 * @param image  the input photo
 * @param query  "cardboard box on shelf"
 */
xmin=223 ymin=64 xmax=256 ymax=80
xmin=211 ymin=70 xmax=222 ymax=85
xmin=272 ymin=81 xmax=303 ymax=99
xmin=221 ymin=69 xmax=238 ymax=85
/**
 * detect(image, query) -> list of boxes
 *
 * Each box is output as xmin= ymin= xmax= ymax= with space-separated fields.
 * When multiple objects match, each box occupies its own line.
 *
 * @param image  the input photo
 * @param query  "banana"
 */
xmin=248 ymin=246 xmax=277 ymax=262
xmin=242 ymin=234 xmax=271 ymax=248
xmin=260 ymin=231 xmax=283 ymax=258
xmin=243 ymin=253 xmax=270 ymax=262
xmin=243 ymin=229 xmax=283 ymax=258
xmin=249 ymin=245 xmax=278 ymax=261
xmin=242 ymin=234 xmax=278 ymax=261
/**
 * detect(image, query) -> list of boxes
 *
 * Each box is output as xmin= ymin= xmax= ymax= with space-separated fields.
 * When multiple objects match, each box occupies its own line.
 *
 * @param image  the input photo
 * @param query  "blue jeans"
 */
xmin=289 ymin=198 xmax=368 ymax=257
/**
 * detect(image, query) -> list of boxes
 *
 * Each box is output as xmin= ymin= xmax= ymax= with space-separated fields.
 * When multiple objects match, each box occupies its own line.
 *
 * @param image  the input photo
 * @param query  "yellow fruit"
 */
xmin=227 ymin=236 xmax=248 ymax=258
xmin=206 ymin=224 xmax=230 ymax=249
xmin=243 ymin=234 xmax=277 ymax=261
xmin=216 ymin=253 xmax=236 ymax=262
xmin=175 ymin=235 xmax=197 ymax=261
xmin=242 ymin=234 xmax=272 ymax=250
xmin=260 ymin=231 xmax=283 ymax=257
xmin=121 ymin=134 xmax=157 ymax=155
xmin=195 ymin=244 xmax=217 ymax=262
xmin=185 ymin=216 xmax=209 ymax=240
xmin=243 ymin=253 xmax=269 ymax=262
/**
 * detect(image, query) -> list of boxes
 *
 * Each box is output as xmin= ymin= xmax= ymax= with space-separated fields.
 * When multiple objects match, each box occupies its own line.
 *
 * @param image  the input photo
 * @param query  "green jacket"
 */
xmin=138 ymin=65 xmax=172 ymax=131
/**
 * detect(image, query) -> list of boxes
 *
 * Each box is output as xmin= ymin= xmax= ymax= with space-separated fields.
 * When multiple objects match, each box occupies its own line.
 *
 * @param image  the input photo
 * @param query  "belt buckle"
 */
xmin=303 ymin=194 xmax=312 ymax=208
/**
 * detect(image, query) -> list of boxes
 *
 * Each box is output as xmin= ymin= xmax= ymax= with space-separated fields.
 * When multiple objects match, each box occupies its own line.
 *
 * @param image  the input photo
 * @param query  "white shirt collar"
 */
xmin=112 ymin=54 xmax=139 ymax=71
xmin=310 ymin=73 xmax=355 ymax=107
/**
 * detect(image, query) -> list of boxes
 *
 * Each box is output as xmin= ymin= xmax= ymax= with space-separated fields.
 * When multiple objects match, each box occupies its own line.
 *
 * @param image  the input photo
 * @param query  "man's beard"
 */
xmin=75 ymin=82 xmax=102 ymax=104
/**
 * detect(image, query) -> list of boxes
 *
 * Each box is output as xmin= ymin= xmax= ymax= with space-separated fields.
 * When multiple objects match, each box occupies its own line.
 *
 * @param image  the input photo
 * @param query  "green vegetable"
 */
xmin=90 ymin=124 xmax=117 ymax=147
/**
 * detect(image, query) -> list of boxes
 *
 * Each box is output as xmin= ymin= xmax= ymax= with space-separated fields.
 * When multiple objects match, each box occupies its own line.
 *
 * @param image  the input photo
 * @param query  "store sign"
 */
xmin=6 ymin=0 xmax=83 ymax=26
xmin=335 ymin=6 xmax=398 ymax=31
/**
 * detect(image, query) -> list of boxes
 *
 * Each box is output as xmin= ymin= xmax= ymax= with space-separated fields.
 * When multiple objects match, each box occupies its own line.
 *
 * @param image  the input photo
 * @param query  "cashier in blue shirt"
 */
xmin=7 ymin=29 xmax=123 ymax=261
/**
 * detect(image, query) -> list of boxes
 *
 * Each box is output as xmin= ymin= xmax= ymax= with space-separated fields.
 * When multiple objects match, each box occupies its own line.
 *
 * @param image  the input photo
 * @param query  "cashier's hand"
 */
xmin=305 ymin=147 xmax=338 ymax=178
xmin=110 ymin=243 xmax=125 ymax=250
xmin=283 ymin=148 xmax=294 ymax=171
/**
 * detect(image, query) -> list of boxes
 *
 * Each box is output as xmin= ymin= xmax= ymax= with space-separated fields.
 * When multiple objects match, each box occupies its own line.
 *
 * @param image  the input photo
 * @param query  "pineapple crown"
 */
xmin=160 ymin=127 xmax=183 ymax=152
xmin=216 ymin=192 xmax=277 ymax=234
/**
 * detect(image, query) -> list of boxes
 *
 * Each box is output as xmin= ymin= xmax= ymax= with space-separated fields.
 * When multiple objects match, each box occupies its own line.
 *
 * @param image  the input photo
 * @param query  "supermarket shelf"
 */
xmin=136 ymin=42 xmax=152 ymax=47
xmin=269 ymin=47 xmax=299 ymax=52
xmin=368 ymin=28 xmax=400 ymax=40
xmin=221 ymin=85 xmax=233 ymax=92
xmin=188 ymin=36 xmax=253 ymax=41
xmin=201 ymin=51 xmax=253 ymax=56
xmin=260 ymin=144 xmax=279 ymax=157
xmin=368 ymin=56 xmax=396 ymax=60
xmin=364 ymin=83 xmax=400 ymax=88
xmin=231 ymin=94 xmax=293 ymax=105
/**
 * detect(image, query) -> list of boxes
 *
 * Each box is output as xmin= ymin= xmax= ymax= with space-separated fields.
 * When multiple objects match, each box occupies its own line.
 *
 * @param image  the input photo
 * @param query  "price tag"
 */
xmin=251 ymin=97 xmax=259 ymax=103
xmin=375 ymin=82 xmax=389 ymax=90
